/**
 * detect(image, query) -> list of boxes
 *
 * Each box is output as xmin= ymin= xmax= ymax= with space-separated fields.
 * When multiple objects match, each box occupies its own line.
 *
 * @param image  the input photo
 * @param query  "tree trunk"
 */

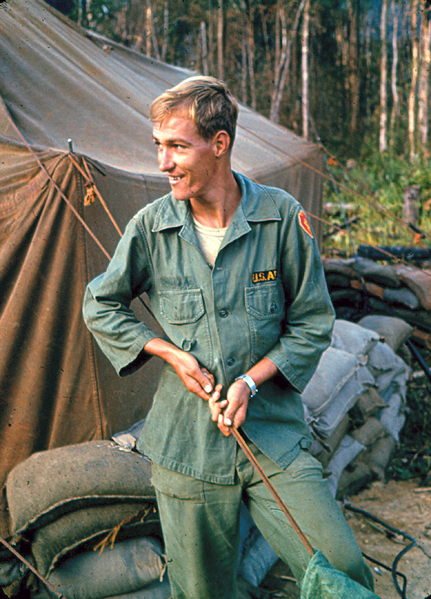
xmin=275 ymin=0 xmax=281 ymax=73
xmin=301 ymin=0 xmax=310 ymax=140
xmin=379 ymin=0 xmax=388 ymax=152
xmin=161 ymin=0 xmax=169 ymax=62
xmin=241 ymin=9 xmax=248 ymax=104
xmin=272 ymin=5 xmax=286 ymax=115
xmin=365 ymin=13 xmax=372 ymax=118
xmin=208 ymin=13 xmax=215 ymax=74
xmin=348 ymin=0 xmax=360 ymax=135
xmin=201 ymin=21 xmax=209 ymax=75
xmin=147 ymin=0 xmax=161 ymax=60
xmin=409 ymin=0 xmax=419 ymax=162
xmin=390 ymin=0 xmax=400 ymax=142
xmin=217 ymin=0 xmax=224 ymax=80
xmin=78 ymin=0 xmax=87 ymax=27
xmin=270 ymin=0 xmax=306 ymax=122
xmin=145 ymin=4 xmax=152 ymax=56
xmin=246 ymin=0 xmax=257 ymax=110
xmin=418 ymin=2 xmax=431 ymax=155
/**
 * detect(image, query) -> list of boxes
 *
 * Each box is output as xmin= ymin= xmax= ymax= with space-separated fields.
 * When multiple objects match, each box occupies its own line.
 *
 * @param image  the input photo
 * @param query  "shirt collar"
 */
xmin=151 ymin=172 xmax=281 ymax=234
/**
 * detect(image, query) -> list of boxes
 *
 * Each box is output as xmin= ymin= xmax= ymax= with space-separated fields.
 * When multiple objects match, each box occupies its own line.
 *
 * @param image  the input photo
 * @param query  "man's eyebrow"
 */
xmin=152 ymin=134 xmax=191 ymax=145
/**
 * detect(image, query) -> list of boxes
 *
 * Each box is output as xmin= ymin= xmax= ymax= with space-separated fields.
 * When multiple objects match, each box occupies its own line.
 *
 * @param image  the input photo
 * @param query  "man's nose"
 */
xmin=158 ymin=148 xmax=174 ymax=172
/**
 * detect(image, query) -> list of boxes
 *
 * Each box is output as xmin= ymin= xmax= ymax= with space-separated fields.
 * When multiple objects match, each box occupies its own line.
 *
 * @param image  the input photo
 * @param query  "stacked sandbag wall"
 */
xmin=3 ymin=441 xmax=170 ymax=599
xmin=303 ymin=317 xmax=412 ymax=499
xmin=323 ymin=257 xmax=431 ymax=351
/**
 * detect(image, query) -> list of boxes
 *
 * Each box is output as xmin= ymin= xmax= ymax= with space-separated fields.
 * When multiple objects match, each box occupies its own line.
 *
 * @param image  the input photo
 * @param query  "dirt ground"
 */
xmin=260 ymin=479 xmax=431 ymax=599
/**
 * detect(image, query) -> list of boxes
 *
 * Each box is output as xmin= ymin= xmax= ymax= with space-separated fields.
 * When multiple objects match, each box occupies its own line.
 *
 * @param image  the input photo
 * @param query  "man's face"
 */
xmin=152 ymin=113 xmax=221 ymax=203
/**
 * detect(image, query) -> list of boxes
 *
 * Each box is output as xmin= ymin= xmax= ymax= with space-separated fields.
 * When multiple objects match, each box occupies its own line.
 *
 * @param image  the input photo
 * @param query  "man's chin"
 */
xmin=171 ymin=189 xmax=190 ymax=201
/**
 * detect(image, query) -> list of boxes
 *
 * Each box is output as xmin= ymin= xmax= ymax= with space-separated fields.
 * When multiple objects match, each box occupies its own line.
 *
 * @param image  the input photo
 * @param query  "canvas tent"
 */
xmin=0 ymin=0 xmax=324 ymax=537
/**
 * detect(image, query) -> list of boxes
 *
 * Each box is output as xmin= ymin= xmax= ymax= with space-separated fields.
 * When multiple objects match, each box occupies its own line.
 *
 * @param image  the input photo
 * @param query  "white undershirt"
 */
xmin=192 ymin=215 xmax=228 ymax=268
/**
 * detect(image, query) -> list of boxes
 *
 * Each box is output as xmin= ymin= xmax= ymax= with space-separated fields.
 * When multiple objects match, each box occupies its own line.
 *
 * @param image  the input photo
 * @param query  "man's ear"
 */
xmin=213 ymin=130 xmax=231 ymax=158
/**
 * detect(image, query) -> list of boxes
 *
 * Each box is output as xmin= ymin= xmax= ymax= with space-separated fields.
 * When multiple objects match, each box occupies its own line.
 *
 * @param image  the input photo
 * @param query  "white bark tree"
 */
xmin=390 ymin=0 xmax=400 ymax=143
xmin=418 ymin=2 xmax=431 ymax=155
xmin=302 ymin=0 xmax=310 ymax=140
xmin=409 ymin=0 xmax=420 ymax=162
xmin=379 ymin=0 xmax=388 ymax=152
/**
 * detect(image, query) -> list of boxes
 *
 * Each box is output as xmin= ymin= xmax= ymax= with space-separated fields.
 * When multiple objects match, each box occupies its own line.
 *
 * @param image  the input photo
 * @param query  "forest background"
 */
xmin=47 ymin=0 xmax=431 ymax=254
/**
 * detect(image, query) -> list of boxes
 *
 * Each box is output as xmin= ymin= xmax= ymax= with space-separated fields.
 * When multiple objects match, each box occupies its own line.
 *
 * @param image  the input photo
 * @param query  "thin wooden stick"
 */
xmin=232 ymin=427 xmax=314 ymax=556
xmin=0 ymin=536 xmax=64 ymax=598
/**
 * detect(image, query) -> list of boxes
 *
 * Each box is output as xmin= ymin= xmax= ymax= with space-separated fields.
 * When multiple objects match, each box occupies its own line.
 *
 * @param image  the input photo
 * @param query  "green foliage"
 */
xmin=388 ymin=369 xmax=431 ymax=485
xmin=322 ymin=144 xmax=431 ymax=257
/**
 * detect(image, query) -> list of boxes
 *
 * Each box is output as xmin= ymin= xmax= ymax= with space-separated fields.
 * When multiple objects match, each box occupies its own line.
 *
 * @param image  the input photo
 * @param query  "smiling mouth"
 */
xmin=168 ymin=175 xmax=184 ymax=183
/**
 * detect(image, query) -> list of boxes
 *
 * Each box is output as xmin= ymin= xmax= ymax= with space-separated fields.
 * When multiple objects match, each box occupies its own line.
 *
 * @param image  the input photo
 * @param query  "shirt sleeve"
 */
xmin=82 ymin=216 xmax=160 ymax=376
xmin=265 ymin=202 xmax=335 ymax=393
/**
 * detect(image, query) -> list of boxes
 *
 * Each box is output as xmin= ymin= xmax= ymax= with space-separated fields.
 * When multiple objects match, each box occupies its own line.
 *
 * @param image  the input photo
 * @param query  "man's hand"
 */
xmin=212 ymin=378 xmax=250 ymax=437
xmin=144 ymin=338 xmax=222 ymax=402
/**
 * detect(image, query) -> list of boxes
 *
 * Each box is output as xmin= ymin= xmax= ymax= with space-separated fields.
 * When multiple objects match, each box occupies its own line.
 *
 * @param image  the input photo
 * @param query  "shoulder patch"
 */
xmin=298 ymin=210 xmax=313 ymax=239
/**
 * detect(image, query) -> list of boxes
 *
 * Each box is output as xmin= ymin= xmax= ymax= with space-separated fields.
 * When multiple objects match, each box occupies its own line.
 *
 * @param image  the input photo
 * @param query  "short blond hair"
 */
xmin=150 ymin=76 xmax=238 ymax=150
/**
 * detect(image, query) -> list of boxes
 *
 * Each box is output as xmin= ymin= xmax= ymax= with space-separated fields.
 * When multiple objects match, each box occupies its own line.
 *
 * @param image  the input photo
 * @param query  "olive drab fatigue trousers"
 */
xmin=151 ymin=441 xmax=374 ymax=599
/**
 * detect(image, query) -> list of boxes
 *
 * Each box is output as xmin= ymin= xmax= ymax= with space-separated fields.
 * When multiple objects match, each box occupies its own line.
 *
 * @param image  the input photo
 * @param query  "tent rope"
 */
xmin=68 ymin=153 xmax=123 ymax=237
xmin=66 ymin=154 xmax=157 ymax=321
xmin=0 ymin=101 xmax=111 ymax=260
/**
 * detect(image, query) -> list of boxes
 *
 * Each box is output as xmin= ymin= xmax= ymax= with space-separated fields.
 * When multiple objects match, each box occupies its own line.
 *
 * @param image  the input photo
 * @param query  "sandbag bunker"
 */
xmin=1 ymin=316 xmax=412 ymax=598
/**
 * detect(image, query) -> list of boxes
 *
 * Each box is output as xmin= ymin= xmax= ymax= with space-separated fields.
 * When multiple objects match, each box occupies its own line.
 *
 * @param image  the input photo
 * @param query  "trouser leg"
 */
xmin=241 ymin=447 xmax=374 ymax=591
xmin=151 ymin=462 xmax=243 ymax=599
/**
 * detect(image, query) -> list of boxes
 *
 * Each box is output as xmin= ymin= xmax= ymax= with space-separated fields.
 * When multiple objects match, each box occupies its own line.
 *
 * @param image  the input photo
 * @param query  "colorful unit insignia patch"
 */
xmin=252 ymin=270 xmax=277 ymax=284
xmin=298 ymin=210 xmax=313 ymax=238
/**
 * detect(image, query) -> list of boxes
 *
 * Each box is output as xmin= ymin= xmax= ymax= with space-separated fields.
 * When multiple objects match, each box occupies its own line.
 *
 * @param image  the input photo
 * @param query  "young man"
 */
xmin=83 ymin=76 xmax=374 ymax=598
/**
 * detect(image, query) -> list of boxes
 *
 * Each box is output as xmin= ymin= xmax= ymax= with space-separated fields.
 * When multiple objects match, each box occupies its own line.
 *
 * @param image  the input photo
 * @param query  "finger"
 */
xmin=209 ymin=398 xmax=227 ymax=421
xmin=218 ymin=413 xmax=232 ymax=437
xmin=199 ymin=369 xmax=214 ymax=394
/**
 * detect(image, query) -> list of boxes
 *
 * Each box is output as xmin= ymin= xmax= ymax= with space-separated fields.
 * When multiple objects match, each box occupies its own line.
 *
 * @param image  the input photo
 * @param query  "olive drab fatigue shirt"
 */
xmin=83 ymin=173 xmax=335 ymax=485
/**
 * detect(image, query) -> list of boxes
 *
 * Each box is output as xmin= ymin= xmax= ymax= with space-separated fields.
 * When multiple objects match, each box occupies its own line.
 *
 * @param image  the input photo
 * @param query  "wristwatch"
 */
xmin=235 ymin=374 xmax=258 ymax=397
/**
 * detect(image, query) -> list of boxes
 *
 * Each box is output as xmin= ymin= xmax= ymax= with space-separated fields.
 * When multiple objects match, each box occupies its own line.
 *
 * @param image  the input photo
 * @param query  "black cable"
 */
xmin=344 ymin=503 xmax=417 ymax=599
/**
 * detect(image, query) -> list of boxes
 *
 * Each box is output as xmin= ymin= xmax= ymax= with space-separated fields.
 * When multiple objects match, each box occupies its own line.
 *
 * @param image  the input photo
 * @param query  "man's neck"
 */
xmin=190 ymin=170 xmax=241 ymax=229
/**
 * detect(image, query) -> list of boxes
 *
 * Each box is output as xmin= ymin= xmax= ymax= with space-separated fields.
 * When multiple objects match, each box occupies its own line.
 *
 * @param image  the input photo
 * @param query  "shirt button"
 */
xmin=219 ymin=309 xmax=228 ymax=318
xmin=226 ymin=358 xmax=235 ymax=366
xmin=270 ymin=302 xmax=278 ymax=314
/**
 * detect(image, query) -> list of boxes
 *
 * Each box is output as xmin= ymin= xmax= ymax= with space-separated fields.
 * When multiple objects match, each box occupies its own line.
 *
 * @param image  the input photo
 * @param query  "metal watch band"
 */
xmin=235 ymin=374 xmax=258 ymax=397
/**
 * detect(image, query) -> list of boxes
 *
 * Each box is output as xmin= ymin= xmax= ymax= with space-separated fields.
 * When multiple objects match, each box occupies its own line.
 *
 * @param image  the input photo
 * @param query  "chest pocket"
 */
xmin=159 ymin=289 xmax=205 ymax=324
xmin=245 ymin=282 xmax=285 ymax=362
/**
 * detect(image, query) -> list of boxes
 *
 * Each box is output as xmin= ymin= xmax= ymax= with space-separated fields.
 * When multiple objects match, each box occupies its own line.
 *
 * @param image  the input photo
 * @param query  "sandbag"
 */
xmin=31 ymin=503 xmax=160 ymax=576
xmin=383 ymin=287 xmax=420 ymax=310
xmin=103 ymin=577 xmax=172 ymax=599
xmin=325 ymin=274 xmax=352 ymax=288
xmin=354 ymin=387 xmax=387 ymax=420
xmin=349 ymin=258 xmax=400 ymax=288
xmin=351 ymin=418 xmax=387 ymax=447
xmin=322 ymin=259 xmax=358 ymax=279
xmin=6 ymin=441 xmax=155 ymax=536
xmin=312 ymin=414 xmax=351 ymax=468
xmin=302 ymin=348 xmax=361 ymax=415
xmin=378 ymin=391 xmax=406 ymax=442
xmin=330 ymin=319 xmax=379 ymax=362
xmin=394 ymin=264 xmax=431 ymax=310
xmin=365 ymin=435 xmax=396 ymax=480
xmin=336 ymin=463 xmax=375 ymax=499
xmin=30 ymin=537 xmax=166 ymax=599
xmin=238 ymin=504 xmax=278 ymax=588
xmin=367 ymin=342 xmax=410 ymax=398
xmin=310 ymin=366 xmax=374 ymax=438
xmin=325 ymin=436 xmax=365 ymax=497
xmin=358 ymin=315 xmax=413 ymax=352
